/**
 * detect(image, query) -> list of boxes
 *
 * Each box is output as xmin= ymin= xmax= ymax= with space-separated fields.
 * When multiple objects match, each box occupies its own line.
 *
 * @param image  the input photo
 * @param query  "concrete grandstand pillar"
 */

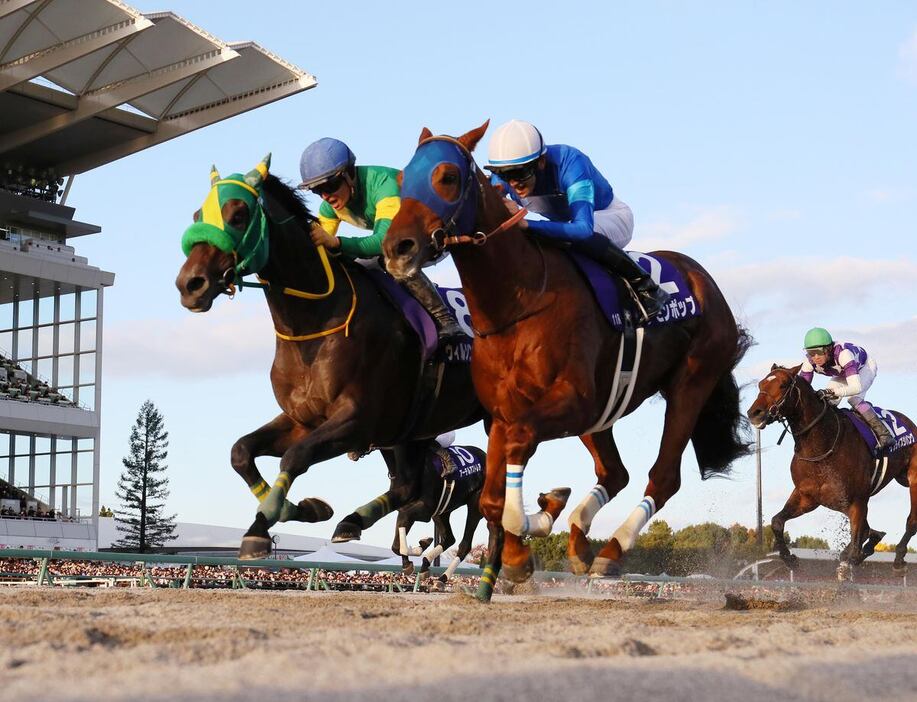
xmin=72 ymin=288 xmax=81 ymax=406
xmin=51 ymin=290 xmax=60 ymax=390
xmin=49 ymin=436 xmax=56 ymax=510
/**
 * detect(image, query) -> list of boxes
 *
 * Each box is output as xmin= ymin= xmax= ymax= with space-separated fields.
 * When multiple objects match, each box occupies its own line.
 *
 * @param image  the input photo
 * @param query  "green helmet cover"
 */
xmin=803 ymin=327 xmax=833 ymax=349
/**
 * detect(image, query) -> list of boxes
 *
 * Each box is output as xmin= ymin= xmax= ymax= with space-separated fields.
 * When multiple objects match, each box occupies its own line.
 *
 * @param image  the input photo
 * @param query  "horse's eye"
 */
xmin=442 ymin=173 xmax=457 ymax=185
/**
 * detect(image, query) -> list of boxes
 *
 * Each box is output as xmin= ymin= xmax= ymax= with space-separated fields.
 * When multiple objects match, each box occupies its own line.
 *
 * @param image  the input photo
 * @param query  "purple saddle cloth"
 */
xmin=568 ymin=251 xmax=701 ymax=329
xmin=841 ymin=405 xmax=915 ymax=457
xmin=362 ymin=268 xmax=471 ymax=364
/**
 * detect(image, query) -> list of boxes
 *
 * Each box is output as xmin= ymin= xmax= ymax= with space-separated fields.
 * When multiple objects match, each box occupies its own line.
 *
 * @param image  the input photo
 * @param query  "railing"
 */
xmin=0 ymin=548 xmax=483 ymax=592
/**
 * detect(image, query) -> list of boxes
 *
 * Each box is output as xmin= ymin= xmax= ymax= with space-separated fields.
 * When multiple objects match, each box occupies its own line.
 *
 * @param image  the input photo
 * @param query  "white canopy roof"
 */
xmin=0 ymin=0 xmax=316 ymax=175
xmin=294 ymin=545 xmax=366 ymax=564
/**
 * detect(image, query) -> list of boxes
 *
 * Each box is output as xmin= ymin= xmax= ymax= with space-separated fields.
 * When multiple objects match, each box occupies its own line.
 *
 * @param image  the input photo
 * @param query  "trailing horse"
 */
xmin=373 ymin=440 xmax=485 ymax=580
xmin=175 ymin=158 xmax=483 ymax=558
xmin=383 ymin=123 xmax=752 ymax=601
xmin=748 ymin=365 xmax=917 ymax=577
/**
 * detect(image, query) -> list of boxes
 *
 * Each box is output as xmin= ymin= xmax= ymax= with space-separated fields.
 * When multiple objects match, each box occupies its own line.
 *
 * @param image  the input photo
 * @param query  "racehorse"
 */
xmin=382 ymin=122 xmax=752 ymax=600
xmin=375 ymin=440 xmax=486 ymax=580
xmin=747 ymin=364 xmax=917 ymax=576
xmin=175 ymin=158 xmax=483 ymax=558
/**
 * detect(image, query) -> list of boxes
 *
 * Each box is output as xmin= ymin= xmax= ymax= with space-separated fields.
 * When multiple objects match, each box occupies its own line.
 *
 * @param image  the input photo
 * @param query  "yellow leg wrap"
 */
xmin=250 ymin=480 xmax=270 ymax=503
xmin=273 ymin=473 xmax=291 ymax=495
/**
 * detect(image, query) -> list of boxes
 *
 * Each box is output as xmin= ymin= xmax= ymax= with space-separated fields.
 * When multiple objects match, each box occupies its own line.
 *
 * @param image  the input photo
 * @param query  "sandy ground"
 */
xmin=2 ymin=583 xmax=917 ymax=702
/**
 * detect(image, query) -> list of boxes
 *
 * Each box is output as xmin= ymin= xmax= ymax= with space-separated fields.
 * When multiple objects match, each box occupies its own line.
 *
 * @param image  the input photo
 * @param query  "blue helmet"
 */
xmin=298 ymin=138 xmax=356 ymax=190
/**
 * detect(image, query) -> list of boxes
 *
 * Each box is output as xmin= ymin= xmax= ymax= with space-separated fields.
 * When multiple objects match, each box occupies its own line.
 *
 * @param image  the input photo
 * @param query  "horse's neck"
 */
xmin=260 ymin=222 xmax=351 ymax=337
xmin=450 ymin=176 xmax=551 ymax=333
xmin=788 ymin=389 xmax=836 ymax=450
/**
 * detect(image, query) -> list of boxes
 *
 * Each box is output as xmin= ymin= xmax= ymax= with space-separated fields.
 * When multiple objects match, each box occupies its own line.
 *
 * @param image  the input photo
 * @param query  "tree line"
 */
xmin=526 ymin=520 xmax=830 ymax=577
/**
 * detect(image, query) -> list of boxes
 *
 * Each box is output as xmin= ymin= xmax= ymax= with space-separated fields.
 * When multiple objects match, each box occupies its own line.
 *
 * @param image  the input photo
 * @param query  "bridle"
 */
xmin=401 ymin=134 xmax=550 ymax=338
xmin=756 ymin=369 xmax=841 ymax=462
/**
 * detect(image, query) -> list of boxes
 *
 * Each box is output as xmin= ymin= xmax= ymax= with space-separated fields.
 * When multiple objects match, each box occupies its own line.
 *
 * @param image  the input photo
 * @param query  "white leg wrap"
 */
xmin=568 ymin=485 xmax=610 ymax=536
xmin=611 ymin=496 xmax=656 ymax=552
xmin=502 ymin=464 xmax=556 ymax=536
xmin=444 ymin=556 xmax=461 ymax=579
xmin=398 ymin=527 xmax=422 ymax=557
xmin=422 ymin=543 xmax=444 ymax=563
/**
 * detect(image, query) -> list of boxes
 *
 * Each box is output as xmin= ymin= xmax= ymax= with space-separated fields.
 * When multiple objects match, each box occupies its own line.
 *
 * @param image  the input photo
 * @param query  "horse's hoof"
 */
xmin=782 ymin=554 xmax=799 ymax=571
xmin=893 ymin=562 xmax=907 ymax=575
xmin=419 ymin=569 xmax=431 ymax=581
xmin=402 ymin=563 xmax=415 ymax=577
xmin=836 ymin=562 xmax=852 ymax=581
xmin=537 ymin=487 xmax=573 ymax=514
xmin=438 ymin=574 xmax=448 ymax=584
xmin=418 ymin=537 xmax=433 ymax=550
xmin=297 ymin=498 xmax=334 ymax=523
xmin=331 ymin=519 xmax=362 ymax=543
xmin=502 ymin=557 xmax=534 ymax=584
xmin=568 ymin=553 xmax=592 ymax=576
xmin=239 ymin=535 xmax=271 ymax=560
xmin=588 ymin=556 xmax=621 ymax=578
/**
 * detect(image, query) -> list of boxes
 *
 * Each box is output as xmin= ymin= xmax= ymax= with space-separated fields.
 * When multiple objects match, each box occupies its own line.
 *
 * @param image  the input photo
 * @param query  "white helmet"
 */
xmin=486 ymin=120 xmax=546 ymax=170
xmin=434 ymin=431 xmax=456 ymax=448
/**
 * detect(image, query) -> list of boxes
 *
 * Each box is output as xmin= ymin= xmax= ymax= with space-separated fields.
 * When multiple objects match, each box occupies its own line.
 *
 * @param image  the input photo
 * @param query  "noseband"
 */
xmin=758 ymin=371 xmax=840 ymax=461
xmin=404 ymin=136 xmax=528 ymax=252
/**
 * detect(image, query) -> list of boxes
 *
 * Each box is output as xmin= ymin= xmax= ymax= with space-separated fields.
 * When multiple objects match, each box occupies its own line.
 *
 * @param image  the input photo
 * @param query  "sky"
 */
xmin=59 ymin=1 xmax=917 ymax=554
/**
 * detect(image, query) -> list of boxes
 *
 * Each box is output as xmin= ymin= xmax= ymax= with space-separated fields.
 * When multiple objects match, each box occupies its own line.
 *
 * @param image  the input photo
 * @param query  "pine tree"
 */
xmin=114 ymin=400 xmax=177 ymax=552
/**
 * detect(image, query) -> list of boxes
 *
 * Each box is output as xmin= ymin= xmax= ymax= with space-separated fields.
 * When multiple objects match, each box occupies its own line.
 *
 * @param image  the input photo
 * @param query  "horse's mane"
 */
xmin=263 ymin=174 xmax=318 ymax=225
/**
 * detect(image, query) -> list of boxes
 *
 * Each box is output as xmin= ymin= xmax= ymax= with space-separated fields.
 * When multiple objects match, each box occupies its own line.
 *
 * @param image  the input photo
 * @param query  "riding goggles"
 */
xmin=309 ymin=174 xmax=346 ymax=196
xmin=805 ymin=346 xmax=831 ymax=359
xmin=494 ymin=164 xmax=537 ymax=184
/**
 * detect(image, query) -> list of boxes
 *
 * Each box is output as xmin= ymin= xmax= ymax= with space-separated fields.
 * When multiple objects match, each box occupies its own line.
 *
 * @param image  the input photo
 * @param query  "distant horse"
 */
xmin=371 ymin=441 xmax=485 ymax=580
xmin=175 ymin=159 xmax=482 ymax=558
xmin=748 ymin=364 xmax=917 ymax=576
xmin=382 ymin=123 xmax=751 ymax=600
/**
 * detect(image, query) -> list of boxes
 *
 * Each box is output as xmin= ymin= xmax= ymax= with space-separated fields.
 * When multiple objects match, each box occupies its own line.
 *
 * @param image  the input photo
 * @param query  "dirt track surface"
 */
xmin=3 ymin=585 xmax=917 ymax=702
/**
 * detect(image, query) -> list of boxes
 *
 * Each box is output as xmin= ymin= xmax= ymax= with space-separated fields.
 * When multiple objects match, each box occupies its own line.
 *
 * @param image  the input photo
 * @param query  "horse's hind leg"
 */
xmin=772 ymin=489 xmax=817 ymax=569
xmin=231 ymin=414 xmax=329 ymax=524
xmin=591 ymin=370 xmax=724 ymax=576
xmin=894 ymin=471 xmax=917 ymax=572
xmin=393 ymin=499 xmax=430 ymax=575
xmin=567 ymin=428 xmax=629 ymax=575
xmin=861 ymin=525 xmax=886 ymax=559
xmin=444 ymin=496 xmax=482 ymax=581
xmin=420 ymin=513 xmax=455 ymax=576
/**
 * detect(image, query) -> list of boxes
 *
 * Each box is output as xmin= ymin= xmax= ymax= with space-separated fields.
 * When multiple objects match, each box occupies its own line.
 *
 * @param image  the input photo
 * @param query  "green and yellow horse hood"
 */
xmin=181 ymin=154 xmax=271 ymax=280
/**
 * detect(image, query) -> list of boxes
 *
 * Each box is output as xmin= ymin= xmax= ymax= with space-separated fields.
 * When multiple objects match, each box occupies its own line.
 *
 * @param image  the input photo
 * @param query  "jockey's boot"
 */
xmin=402 ymin=271 xmax=464 ymax=340
xmin=860 ymin=405 xmax=895 ymax=451
xmin=575 ymin=234 xmax=670 ymax=322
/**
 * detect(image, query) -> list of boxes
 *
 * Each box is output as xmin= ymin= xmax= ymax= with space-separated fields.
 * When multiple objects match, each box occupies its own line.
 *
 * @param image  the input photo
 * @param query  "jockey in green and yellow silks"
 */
xmin=298 ymin=137 xmax=461 ymax=340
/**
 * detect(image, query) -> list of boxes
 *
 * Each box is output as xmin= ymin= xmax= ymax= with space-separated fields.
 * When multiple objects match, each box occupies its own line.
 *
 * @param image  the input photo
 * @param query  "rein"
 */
xmin=223 ymin=207 xmax=358 ymax=342
xmin=761 ymin=372 xmax=842 ymax=462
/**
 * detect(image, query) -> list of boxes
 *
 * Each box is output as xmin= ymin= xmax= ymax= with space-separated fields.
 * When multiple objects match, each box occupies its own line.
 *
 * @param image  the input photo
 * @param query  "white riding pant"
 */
xmin=592 ymin=197 xmax=634 ymax=249
xmin=826 ymin=358 xmax=877 ymax=408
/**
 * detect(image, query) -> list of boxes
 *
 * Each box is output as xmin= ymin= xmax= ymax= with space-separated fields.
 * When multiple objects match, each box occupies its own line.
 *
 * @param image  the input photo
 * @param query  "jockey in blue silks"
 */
xmin=486 ymin=120 xmax=669 ymax=321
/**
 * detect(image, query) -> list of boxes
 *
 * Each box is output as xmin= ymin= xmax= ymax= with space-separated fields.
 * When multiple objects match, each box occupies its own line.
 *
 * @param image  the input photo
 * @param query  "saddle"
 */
xmin=841 ymin=406 xmax=914 ymax=458
xmin=567 ymin=251 xmax=701 ymax=331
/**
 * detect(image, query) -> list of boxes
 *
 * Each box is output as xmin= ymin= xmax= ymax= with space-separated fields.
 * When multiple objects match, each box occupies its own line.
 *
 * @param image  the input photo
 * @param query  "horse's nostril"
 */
xmin=186 ymin=276 xmax=206 ymax=294
xmin=396 ymin=238 xmax=417 ymax=258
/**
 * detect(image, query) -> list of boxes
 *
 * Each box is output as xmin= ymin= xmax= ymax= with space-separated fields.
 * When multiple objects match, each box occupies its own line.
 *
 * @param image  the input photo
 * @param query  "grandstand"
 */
xmin=0 ymin=0 xmax=315 ymax=550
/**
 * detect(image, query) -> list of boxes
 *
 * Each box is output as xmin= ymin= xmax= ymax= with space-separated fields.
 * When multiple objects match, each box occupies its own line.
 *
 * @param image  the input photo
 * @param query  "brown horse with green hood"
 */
xmin=175 ymin=156 xmax=483 ymax=558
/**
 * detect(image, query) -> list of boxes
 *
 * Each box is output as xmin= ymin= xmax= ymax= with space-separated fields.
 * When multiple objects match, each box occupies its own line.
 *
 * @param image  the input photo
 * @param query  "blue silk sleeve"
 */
xmin=527 ymin=200 xmax=595 ymax=241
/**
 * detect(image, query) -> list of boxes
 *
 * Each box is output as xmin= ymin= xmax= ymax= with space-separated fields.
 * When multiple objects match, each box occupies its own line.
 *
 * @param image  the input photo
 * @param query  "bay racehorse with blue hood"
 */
xmin=383 ymin=122 xmax=752 ymax=601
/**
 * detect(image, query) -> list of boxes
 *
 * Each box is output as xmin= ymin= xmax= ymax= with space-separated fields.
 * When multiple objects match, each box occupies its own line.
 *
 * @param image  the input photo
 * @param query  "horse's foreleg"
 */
xmin=333 ymin=447 xmax=423 ymax=542
xmin=445 ymin=495 xmax=483 ymax=581
xmin=421 ymin=513 xmax=455 ymax=576
xmin=394 ymin=500 xmax=427 ymax=575
xmin=231 ymin=414 xmax=315 ymax=522
xmin=500 ymin=421 xmax=571 ymax=583
xmin=568 ymin=429 xmax=630 ymax=575
xmin=844 ymin=499 xmax=869 ymax=567
xmin=772 ymin=489 xmax=817 ymax=569
xmin=239 ymin=410 xmax=358 ymax=560
xmin=477 ymin=422 xmax=507 ymax=602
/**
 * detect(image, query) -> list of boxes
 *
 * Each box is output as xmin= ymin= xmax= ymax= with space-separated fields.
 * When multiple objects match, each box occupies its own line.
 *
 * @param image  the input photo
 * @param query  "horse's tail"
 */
xmin=691 ymin=325 xmax=755 ymax=479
